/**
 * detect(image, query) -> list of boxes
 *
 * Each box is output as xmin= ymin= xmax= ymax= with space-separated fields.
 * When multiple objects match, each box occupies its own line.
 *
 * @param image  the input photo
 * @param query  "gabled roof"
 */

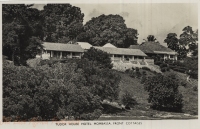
xmin=94 ymin=46 xmax=147 ymax=56
xmin=42 ymin=42 xmax=84 ymax=52
xmin=103 ymin=43 xmax=117 ymax=48
xmin=130 ymin=42 xmax=177 ymax=55
xmin=76 ymin=42 xmax=92 ymax=50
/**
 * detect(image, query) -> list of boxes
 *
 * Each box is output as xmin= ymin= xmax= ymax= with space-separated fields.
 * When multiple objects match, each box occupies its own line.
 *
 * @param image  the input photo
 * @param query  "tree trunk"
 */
xmin=12 ymin=49 xmax=15 ymax=63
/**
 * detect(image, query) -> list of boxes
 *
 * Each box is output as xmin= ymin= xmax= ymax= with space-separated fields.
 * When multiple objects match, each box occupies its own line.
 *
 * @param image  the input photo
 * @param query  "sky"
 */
xmin=32 ymin=3 xmax=198 ymax=46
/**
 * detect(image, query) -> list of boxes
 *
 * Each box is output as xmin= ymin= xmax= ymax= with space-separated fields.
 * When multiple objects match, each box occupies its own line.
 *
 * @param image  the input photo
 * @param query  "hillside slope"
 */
xmin=99 ymin=70 xmax=198 ymax=120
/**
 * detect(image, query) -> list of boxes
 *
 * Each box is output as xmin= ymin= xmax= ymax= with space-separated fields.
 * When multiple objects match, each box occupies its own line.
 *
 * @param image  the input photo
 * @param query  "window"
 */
xmin=115 ymin=54 xmax=122 ymax=57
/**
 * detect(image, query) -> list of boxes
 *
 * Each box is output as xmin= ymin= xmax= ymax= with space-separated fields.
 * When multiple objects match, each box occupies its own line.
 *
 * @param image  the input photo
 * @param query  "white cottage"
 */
xmin=39 ymin=42 xmax=84 ymax=60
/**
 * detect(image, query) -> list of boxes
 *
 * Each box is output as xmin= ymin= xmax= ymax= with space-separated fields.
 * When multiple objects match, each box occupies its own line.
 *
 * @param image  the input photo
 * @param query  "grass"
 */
xmin=99 ymin=69 xmax=198 ymax=120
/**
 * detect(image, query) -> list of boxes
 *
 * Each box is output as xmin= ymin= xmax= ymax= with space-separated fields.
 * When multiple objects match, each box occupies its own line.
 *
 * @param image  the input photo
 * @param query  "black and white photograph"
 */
xmin=1 ymin=0 xmax=199 ymax=128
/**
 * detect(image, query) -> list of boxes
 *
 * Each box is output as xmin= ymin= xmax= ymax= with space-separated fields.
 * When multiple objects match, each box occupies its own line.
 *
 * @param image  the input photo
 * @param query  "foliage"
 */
xmin=121 ymin=91 xmax=138 ymax=108
xmin=193 ymin=86 xmax=198 ymax=91
xmin=135 ymin=67 xmax=140 ymax=72
xmin=163 ymin=57 xmax=198 ymax=79
xmin=77 ymin=14 xmax=138 ymax=47
xmin=164 ymin=33 xmax=179 ymax=52
xmin=77 ymin=59 xmax=121 ymax=101
xmin=83 ymin=47 xmax=113 ymax=69
xmin=142 ymin=67 xmax=150 ymax=71
xmin=161 ymin=67 xmax=166 ymax=72
xmin=180 ymin=81 xmax=187 ymax=87
xmin=144 ymin=73 xmax=183 ymax=112
xmin=147 ymin=35 xmax=157 ymax=42
xmin=2 ymin=4 xmax=43 ymax=65
xmin=126 ymin=68 xmax=142 ymax=79
xmin=181 ymin=57 xmax=198 ymax=79
xmin=40 ymin=4 xmax=84 ymax=43
xmin=140 ymin=75 xmax=147 ymax=84
xmin=179 ymin=26 xmax=198 ymax=56
xmin=164 ymin=26 xmax=198 ymax=59
xmin=3 ymin=59 xmax=121 ymax=121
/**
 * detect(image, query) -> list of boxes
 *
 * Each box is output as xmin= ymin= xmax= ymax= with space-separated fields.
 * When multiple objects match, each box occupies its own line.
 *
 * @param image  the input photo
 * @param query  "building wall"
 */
xmin=41 ymin=50 xmax=82 ymax=60
xmin=146 ymin=53 xmax=177 ymax=61
xmin=110 ymin=54 xmax=145 ymax=61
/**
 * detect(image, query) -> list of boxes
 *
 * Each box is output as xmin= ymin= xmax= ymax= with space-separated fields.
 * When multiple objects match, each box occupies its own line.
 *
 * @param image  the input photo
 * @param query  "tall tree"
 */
xmin=40 ymin=4 xmax=84 ymax=43
xmin=164 ymin=33 xmax=179 ymax=52
xmin=124 ymin=28 xmax=138 ymax=47
xmin=2 ymin=4 xmax=42 ymax=65
xmin=147 ymin=35 xmax=157 ymax=42
xmin=179 ymin=26 xmax=198 ymax=57
xmin=77 ymin=14 xmax=138 ymax=47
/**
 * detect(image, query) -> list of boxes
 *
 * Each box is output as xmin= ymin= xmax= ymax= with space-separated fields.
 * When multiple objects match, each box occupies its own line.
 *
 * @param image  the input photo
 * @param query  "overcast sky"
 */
xmin=33 ymin=3 xmax=198 ymax=46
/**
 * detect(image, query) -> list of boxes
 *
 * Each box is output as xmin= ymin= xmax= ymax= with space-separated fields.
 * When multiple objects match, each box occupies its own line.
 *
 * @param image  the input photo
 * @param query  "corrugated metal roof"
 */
xmin=76 ymin=42 xmax=92 ymax=49
xmin=43 ymin=42 xmax=84 ymax=52
xmin=130 ymin=42 xmax=177 ymax=55
xmin=94 ymin=46 xmax=147 ymax=56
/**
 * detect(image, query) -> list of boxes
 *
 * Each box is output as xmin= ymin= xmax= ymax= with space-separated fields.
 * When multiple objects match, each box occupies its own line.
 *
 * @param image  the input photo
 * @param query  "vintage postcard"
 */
xmin=0 ymin=0 xmax=199 ymax=129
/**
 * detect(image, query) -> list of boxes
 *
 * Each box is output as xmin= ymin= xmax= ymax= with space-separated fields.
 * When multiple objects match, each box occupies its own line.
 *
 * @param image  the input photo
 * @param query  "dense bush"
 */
xmin=128 ymin=70 xmax=141 ymax=78
xmin=3 ymin=59 xmax=121 ymax=121
xmin=142 ymin=71 xmax=147 ymax=75
xmin=135 ymin=67 xmax=140 ymax=72
xmin=77 ymin=59 xmax=121 ymax=101
xmin=83 ymin=47 xmax=113 ymax=69
xmin=125 ymin=68 xmax=131 ymax=73
xmin=180 ymin=81 xmax=187 ymax=87
xmin=142 ymin=67 xmax=150 ymax=71
xmin=154 ymin=61 xmax=163 ymax=66
xmin=193 ymin=86 xmax=198 ymax=91
xmin=163 ymin=57 xmax=198 ymax=79
xmin=144 ymin=73 xmax=183 ymax=112
xmin=161 ymin=67 xmax=166 ymax=72
xmin=121 ymin=91 xmax=138 ymax=109
xmin=189 ymin=71 xmax=198 ymax=79
xmin=184 ymin=57 xmax=198 ymax=79
xmin=140 ymin=75 xmax=147 ymax=84
xmin=160 ymin=63 xmax=168 ymax=68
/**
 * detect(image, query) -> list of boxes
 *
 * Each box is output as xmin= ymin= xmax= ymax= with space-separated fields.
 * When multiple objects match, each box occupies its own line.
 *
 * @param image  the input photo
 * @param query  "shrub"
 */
xmin=129 ymin=70 xmax=135 ymax=78
xmin=166 ymin=67 xmax=170 ymax=71
xmin=121 ymin=91 xmax=138 ymax=108
xmin=83 ymin=47 xmax=113 ymax=69
xmin=155 ymin=61 xmax=162 ymax=66
xmin=142 ymin=67 xmax=150 ymax=71
xmin=136 ymin=71 xmax=142 ymax=78
xmin=169 ymin=65 xmax=175 ymax=69
xmin=135 ymin=67 xmax=140 ymax=72
xmin=161 ymin=67 xmax=166 ymax=72
xmin=3 ymin=59 xmax=121 ymax=121
xmin=144 ymin=73 xmax=183 ymax=112
xmin=193 ymin=86 xmax=198 ymax=91
xmin=160 ymin=63 xmax=168 ymax=68
xmin=189 ymin=70 xmax=198 ymax=79
xmin=180 ymin=81 xmax=187 ymax=87
xmin=125 ymin=69 xmax=131 ymax=73
xmin=140 ymin=75 xmax=147 ymax=84
xmin=77 ymin=59 xmax=121 ymax=101
xmin=142 ymin=71 xmax=147 ymax=75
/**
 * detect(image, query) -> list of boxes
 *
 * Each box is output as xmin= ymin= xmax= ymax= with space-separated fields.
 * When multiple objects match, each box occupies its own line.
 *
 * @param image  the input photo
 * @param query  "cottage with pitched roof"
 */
xmin=39 ymin=42 xmax=84 ymax=60
xmin=129 ymin=41 xmax=178 ymax=60
xmin=94 ymin=43 xmax=147 ymax=62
